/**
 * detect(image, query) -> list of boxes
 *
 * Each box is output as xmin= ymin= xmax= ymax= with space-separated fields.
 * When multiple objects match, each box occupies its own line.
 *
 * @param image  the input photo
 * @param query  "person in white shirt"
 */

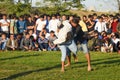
xmin=94 ymin=16 xmax=107 ymax=33
xmin=35 ymin=15 xmax=46 ymax=35
xmin=48 ymin=15 xmax=60 ymax=35
xmin=53 ymin=15 xmax=77 ymax=72
xmin=0 ymin=14 xmax=10 ymax=34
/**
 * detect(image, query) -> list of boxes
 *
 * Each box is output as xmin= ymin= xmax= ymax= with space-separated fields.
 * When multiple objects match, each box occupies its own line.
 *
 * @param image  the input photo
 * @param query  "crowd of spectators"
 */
xmin=0 ymin=13 xmax=120 ymax=53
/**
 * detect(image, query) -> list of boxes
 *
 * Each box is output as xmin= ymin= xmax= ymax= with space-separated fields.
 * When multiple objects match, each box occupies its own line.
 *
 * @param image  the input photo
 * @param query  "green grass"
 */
xmin=0 ymin=51 xmax=120 ymax=80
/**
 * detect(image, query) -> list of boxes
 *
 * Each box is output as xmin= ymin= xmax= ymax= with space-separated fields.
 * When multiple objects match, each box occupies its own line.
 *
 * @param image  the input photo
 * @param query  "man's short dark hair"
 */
xmin=50 ymin=30 xmax=55 ymax=33
xmin=40 ymin=15 xmax=44 ymax=18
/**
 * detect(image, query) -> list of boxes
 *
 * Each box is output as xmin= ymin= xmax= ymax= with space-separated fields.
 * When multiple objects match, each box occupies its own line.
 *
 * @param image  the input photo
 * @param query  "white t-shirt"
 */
xmin=94 ymin=21 xmax=107 ymax=33
xmin=112 ymin=38 xmax=120 ymax=44
xmin=48 ymin=19 xmax=60 ymax=35
xmin=36 ymin=19 xmax=46 ymax=31
xmin=0 ymin=19 xmax=10 ymax=32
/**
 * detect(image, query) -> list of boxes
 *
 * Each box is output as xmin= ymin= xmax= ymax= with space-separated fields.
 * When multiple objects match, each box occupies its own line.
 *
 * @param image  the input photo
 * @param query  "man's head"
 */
xmin=1 ymin=33 xmax=6 ymax=39
xmin=2 ymin=14 xmax=7 ymax=20
xmin=71 ymin=18 xmax=79 ymax=27
xmin=62 ymin=15 xmax=67 ymax=21
xmin=19 ymin=15 xmax=24 ymax=21
xmin=98 ymin=16 xmax=103 ymax=22
xmin=40 ymin=15 xmax=44 ymax=21
xmin=50 ymin=31 xmax=55 ymax=37
xmin=10 ymin=34 xmax=14 ymax=40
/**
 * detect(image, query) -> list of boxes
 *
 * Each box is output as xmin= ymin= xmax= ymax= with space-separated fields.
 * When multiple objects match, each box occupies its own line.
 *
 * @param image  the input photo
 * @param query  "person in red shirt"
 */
xmin=111 ymin=17 xmax=119 ymax=33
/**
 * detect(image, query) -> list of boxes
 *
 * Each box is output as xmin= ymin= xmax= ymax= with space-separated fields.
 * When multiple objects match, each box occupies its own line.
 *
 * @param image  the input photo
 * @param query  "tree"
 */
xmin=117 ymin=0 xmax=120 ymax=11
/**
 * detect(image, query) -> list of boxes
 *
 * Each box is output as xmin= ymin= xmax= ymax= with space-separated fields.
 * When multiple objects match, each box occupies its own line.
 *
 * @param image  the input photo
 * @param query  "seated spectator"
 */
xmin=111 ymin=33 xmax=120 ymax=53
xmin=101 ymin=31 xmax=108 ymax=40
xmin=38 ymin=33 xmax=48 ymax=51
xmin=20 ymin=33 xmax=32 ymax=51
xmin=90 ymin=31 xmax=102 ymax=51
xmin=28 ymin=29 xmax=38 ymax=50
xmin=0 ymin=33 xmax=8 ymax=50
xmin=6 ymin=34 xmax=18 ymax=51
xmin=40 ymin=28 xmax=50 ymax=39
xmin=48 ymin=31 xmax=57 ymax=51
xmin=101 ymin=38 xmax=113 ymax=53
xmin=16 ymin=34 xmax=23 ymax=50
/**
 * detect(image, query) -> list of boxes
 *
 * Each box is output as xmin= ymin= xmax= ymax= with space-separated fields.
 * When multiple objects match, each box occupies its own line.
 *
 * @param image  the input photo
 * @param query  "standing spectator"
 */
xmin=93 ymin=13 xmax=98 ymax=23
xmin=9 ymin=14 xmax=18 ymax=35
xmin=116 ymin=21 xmax=120 ymax=38
xmin=111 ymin=16 xmax=119 ymax=33
xmin=35 ymin=15 xmax=46 ymax=35
xmin=78 ymin=16 xmax=88 ymax=32
xmin=94 ymin=16 xmax=107 ymax=33
xmin=20 ymin=33 xmax=32 ymax=51
xmin=33 ymin=13 xmax=39 ymax=22
xmin=26 ymin=16 xmax=35 ymax=31
xmin=48 ymin=14 xmax=60 ymax=35
xmin=0 ymin=14 xmax=10 ymax=36
xmin=17 ymin=15 xmax=26 ymax=34
xmin=86 ymin=15 xmax=95 ymax=35
xmin=45 ymin=15 xmax=51 ymax=32
xmin=48 ymin=31 xmax=57 ymax=51
xmin=0 ymin=33 xmax=8 ymax=50
xmin=6 ymin=34 xmax=18 ymax=51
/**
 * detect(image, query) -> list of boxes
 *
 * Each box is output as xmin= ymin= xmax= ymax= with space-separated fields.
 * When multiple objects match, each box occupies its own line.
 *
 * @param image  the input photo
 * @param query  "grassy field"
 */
xmin=0 ymin=51 xmax=120 ymax=80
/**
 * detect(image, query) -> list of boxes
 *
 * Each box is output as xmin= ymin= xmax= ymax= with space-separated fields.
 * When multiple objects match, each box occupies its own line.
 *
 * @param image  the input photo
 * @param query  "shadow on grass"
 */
xmin=73 ymin=57 xmax=120 ymax=68
xmin=0 ymin=54 xmax=41 ymax=61
xmin=0 ymin=64 xmax=61 ymax=80
xmin=74 ymin=56 xmax=120 ymax=65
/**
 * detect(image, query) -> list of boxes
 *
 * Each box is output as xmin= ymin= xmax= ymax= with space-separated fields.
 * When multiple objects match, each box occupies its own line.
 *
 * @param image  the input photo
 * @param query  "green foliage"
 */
xmin=0 ymin=1 xmax=31 ymax=16
xmin=0 ymin=0 xmax=84 ymax=16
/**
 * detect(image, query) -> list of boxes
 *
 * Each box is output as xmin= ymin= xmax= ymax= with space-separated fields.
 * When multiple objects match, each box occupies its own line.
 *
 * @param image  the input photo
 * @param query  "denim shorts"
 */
xmin=58 ymin=40 xmax=77 ymax=61
xmin=78 ymin=40 xmax=89 ymax=54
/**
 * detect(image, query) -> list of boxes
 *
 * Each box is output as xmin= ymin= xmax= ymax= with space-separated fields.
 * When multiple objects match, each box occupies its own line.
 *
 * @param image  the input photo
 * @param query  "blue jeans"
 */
xmin=0 ymin=42 xmax=6 ymax=50
xmin=59 ymin=40 xmax=77 ymax=61
xmin=78 ymin=40 xmax=89 ymax=54
xmin=39 ymin=43 xmax=48 ymax=50
xmin=48 ymin=46 xmax=58 ymax=51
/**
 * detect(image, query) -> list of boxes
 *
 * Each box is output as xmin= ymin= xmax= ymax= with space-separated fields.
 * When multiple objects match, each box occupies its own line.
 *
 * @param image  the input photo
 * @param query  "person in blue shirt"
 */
xmin=17 ymin=15 xmax=26 ymax=34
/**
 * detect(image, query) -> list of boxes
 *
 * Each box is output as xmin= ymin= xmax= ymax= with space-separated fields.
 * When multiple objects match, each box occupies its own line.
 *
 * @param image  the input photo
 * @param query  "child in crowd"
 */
xmin=38 ymin=33 xmax=48 ymax=51
xmin=48 ymin=31 xmax=57 ymax=51
xmin=0 ymin=33 xmax=8 ymax=50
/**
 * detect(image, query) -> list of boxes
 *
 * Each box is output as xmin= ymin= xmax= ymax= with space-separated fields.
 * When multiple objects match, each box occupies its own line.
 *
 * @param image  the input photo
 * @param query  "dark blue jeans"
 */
xmin=39 ymin=43 xmax=48 ymax=50
xmin=0 ymin=42 xmax=6 ymax=50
